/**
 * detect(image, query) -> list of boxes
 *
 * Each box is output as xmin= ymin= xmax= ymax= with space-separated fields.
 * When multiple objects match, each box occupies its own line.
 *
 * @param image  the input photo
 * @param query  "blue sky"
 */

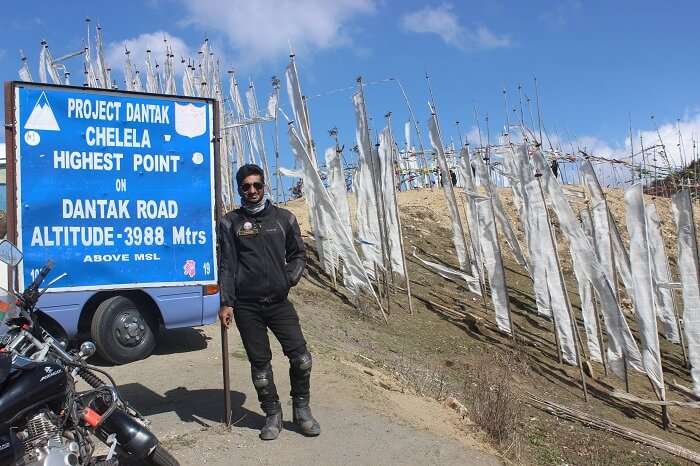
xmin=2 ymin=0 xmax=700 ymax=187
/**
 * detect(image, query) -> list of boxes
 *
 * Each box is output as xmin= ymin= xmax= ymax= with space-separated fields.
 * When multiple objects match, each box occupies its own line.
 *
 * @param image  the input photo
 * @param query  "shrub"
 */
xmin=463 ymin=350 xmax=523 ymax=450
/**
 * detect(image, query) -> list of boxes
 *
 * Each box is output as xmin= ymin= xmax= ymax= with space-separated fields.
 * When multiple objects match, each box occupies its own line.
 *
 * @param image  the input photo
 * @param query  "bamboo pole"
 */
xmin=471 ymin=107 xmax=500 ymax=319
xmin=390 ymin=78 xmax=431 ymax=189
xmin=489 ymin=195 xmax=516 ymax=339
xmin=357 ymin=77 xmax=392 ymax=316
xmin=585 ymin=202 xmax=609 ymax=377
xmin=386 ymin=113 xmax=414 ymax=314
xmin=536 ymin=170 xmax=588 ymax=402
xmin=667 ymin=263 xmax=689 ymax=369
xmin=461 ymin=145 xmax=489 ymax=311
xmin=271 ymin=77 xmax=286 ymax=205
xmin=525 ymin=393 xmax=700 ymax=464
xmin=463 ymin=197 xmax=489 ymax=312
xmin=592 ymin=286 xmax=609 ymax=376
xmin=426 ymin=79 xmax=473 ymax=276
xmin=668 ymin=379 xmax=700 ymax=401
xmin=606 ymin=205 xmax=631 ymax=392
xmin=643 ymin=202 xmax=672 ymax=431
xmin=482 ymin=142 xmax=515 ymax=339
xmin=375 ymin=139 xmax=393 ymax=315
xmin=533 ymin=171 xmax=564 ymax=365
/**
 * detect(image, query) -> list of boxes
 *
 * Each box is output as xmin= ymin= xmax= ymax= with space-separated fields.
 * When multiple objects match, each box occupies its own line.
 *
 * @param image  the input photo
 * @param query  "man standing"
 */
xmin=218 ymin=164 xmax=321 ymax=440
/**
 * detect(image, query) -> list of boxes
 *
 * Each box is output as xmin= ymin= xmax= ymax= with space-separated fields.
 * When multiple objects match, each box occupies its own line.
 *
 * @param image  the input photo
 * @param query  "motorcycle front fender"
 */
xmin=34 ymin=310 xmax=69 ymax=343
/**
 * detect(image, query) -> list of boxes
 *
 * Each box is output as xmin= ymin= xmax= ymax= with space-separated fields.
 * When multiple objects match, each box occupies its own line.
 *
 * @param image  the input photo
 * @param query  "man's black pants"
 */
xmin=234 ymin=298 xmax=310 ymax=413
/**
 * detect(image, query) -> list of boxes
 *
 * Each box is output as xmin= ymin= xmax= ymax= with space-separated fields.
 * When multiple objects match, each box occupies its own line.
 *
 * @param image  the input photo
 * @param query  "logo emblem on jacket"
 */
xmin=239 ymin=221 xmax=261 ymax=237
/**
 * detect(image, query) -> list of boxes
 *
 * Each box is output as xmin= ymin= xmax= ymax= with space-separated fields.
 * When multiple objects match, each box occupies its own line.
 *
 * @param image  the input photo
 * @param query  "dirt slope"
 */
xmin=282 ymin=187 xmax=700 ymax=465
xmin=101 ymin=186 xmax=700 ymax=465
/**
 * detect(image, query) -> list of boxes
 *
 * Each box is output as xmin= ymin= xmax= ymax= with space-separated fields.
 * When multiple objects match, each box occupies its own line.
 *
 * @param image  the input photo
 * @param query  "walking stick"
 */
xmin=221 ymin=321 xmax=232 ymax=426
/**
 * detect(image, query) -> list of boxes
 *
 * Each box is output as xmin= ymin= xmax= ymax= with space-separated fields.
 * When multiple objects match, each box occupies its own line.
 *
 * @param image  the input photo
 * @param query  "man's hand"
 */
xmin=219 ymin=306 xmax=234 ymax=329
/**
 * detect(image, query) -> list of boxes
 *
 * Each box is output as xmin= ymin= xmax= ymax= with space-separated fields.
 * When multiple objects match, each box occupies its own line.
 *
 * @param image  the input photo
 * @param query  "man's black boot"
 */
xmin=260 ymin=404 xmax=283 ymax=440
xmin=292 ymin=396 xmax=320 ymax=436
xmin=289 ymin=351 xmax=320 ymax=436
xmin=252 ymin=364 xmax=283 ymax=440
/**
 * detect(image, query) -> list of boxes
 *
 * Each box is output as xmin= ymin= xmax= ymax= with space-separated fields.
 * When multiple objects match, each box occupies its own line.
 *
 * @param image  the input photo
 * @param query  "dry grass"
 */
xmin=365 ymin=345 xmax=527 ymax=458
xmin=462 ymin=349 xmax=526 ymax=454
xmin=390 ymin=350 xmax=452 ymax=400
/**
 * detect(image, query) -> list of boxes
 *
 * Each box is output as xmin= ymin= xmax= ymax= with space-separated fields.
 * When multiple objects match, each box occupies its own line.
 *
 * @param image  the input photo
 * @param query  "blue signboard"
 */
xmin=13 ymin=84 xmax=217 ymax=291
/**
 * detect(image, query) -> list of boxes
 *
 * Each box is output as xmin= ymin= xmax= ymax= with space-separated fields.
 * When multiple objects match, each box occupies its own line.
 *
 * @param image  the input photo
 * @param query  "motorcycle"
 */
xmin=0 ymin=240 xmax=179 ymax=465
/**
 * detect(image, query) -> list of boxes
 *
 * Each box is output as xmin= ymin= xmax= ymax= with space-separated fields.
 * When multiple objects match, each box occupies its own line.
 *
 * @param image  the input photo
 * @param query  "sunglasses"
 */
xmin=241 ymin=181 xmax=264 ymax=192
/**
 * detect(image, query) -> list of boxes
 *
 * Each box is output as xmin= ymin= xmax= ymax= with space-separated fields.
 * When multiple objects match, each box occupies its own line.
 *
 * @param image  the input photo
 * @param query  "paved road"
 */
xmin=103 ymin=325 xmax=502 ymax=465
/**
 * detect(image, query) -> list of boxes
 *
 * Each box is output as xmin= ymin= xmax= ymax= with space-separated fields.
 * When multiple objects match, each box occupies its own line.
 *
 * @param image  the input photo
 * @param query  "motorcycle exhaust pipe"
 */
xmin=83 ymin=400 xmax=159 ymax=460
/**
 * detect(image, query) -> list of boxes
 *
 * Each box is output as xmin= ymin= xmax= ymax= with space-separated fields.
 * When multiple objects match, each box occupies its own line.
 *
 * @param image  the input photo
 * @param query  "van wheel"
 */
xmin=91 ymin=296 xmax=157 ymax=365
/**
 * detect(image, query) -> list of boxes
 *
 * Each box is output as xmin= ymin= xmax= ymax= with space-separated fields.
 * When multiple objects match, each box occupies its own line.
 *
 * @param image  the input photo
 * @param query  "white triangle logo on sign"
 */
xmin=24 ymin=92 xmax=60 ymax=131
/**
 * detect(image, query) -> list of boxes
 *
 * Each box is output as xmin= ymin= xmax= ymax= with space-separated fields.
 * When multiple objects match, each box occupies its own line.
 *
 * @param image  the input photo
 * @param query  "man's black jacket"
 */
xmin=218 ymin=202 xmax=306 ymax=306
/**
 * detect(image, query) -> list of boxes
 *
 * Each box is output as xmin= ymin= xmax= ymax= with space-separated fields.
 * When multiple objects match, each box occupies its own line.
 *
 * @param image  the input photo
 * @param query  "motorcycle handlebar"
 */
xmin=21 ymin=260 xmax=55 ymax=307
xmin=47 ymin=336 xmax=74 ymax=362
xmin=29 ymin=260 xmax=54 ymax=293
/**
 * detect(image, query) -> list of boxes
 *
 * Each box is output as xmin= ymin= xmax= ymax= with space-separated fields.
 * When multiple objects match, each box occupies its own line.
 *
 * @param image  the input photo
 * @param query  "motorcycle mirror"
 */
xmin=79 ymin=341 xmax=96 ymax=359
xmin=0 ymin=240 xmax=22 ymax=267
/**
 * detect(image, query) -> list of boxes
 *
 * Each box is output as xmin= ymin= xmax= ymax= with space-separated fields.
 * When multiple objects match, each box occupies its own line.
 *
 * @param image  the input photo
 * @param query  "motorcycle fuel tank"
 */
xmin=0 ymin=362 xmax=67 ymax=428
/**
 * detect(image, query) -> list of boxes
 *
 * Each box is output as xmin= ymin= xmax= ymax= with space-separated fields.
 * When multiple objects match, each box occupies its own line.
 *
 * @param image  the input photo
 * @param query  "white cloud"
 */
xmin=539 ymin=0 xmax=582 ymax=29
xmin=413 ymin=106 xmax=700 ymax=188
xmin=179 ymin=0 xmax=376 ymax=65
xmin=106 ymin=31 xmax=192 ymax=74
xmin=636 ymin=114 xmax=700 ymax=170
xmin=474 ymin=26 xmax=511 ymax=49
xmin=400 ymin=4 xmax=462 ymax=47
xmin=0 ymin=143 xmax=5 ymax=164
xmin=558 ymin=113 xmax=700 ymax=173
xmin=400 ymin=4 xmax=511 ymax=50
xmin=519 ymin=113 xmax=700 ymax=186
